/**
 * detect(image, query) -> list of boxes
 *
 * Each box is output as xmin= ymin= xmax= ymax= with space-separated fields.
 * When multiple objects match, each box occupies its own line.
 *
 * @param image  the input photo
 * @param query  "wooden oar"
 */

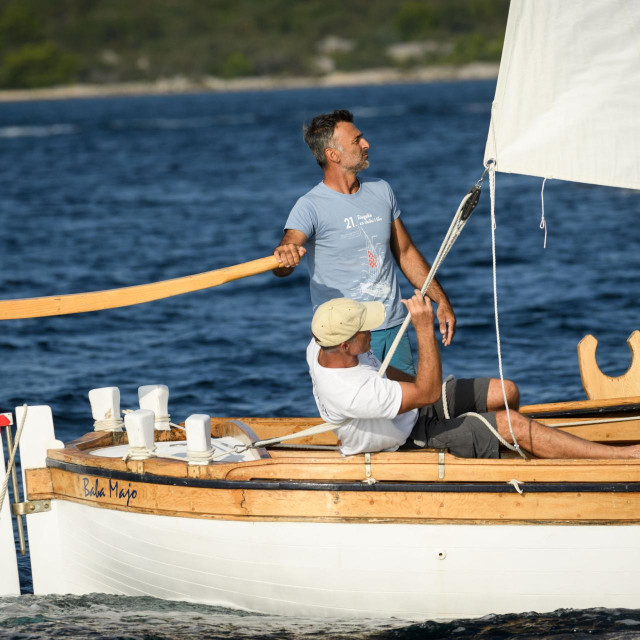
xmin=0 ymin=255 xmax=282 ymax=320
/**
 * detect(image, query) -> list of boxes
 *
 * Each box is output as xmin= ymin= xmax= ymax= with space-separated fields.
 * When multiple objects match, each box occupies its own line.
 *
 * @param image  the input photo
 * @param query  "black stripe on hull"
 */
xmin=47 ymin=458 xmax=640 ymax=494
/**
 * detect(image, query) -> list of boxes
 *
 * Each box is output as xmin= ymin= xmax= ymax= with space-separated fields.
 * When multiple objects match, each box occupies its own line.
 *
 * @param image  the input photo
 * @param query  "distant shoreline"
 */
xmin=0 ymin=62 xmax=498 ymax=102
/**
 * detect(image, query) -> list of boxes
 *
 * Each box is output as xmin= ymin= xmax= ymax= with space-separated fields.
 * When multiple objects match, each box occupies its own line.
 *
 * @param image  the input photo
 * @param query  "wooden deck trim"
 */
xmin=41 ymin=410 xmax=640 ymax=486
xmin=26 ymin=463 xmax=640 ymax=524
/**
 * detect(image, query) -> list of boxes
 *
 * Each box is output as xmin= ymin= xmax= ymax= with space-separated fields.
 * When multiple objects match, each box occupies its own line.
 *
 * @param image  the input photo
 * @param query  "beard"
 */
xmin=345 ymin=155 xmax=369 ymax=173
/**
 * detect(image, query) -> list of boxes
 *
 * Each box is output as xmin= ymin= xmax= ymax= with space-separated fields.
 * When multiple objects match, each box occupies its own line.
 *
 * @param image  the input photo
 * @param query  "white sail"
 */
xmin=485 ymin=0 xmax=640 ymax=190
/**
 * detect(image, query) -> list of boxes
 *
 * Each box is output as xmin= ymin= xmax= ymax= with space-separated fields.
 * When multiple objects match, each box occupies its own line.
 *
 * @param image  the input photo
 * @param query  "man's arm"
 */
xmin=389 ymin=218 xmax=456 ymax=346
xmin=396 ymin=291 xmax=442 ymax=414
xmin=386 ymin=366 xmax=415 ymax=383
xmin=273 ymin=229 xmax=308 ymax=277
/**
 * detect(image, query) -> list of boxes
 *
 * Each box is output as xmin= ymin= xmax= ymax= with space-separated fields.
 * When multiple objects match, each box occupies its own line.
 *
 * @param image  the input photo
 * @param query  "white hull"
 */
xmin=30 ymin=499 xmax=640 ymax=620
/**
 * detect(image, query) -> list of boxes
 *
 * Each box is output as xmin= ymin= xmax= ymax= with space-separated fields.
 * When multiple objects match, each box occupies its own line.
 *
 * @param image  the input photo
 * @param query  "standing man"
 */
xmin=273 ymin=109 xmax=455 ymax=375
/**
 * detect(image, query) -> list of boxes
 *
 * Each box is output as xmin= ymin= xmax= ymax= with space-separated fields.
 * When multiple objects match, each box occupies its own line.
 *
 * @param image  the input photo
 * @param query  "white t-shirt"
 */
xmin=306 ymin=340 xmax=418 ymax=456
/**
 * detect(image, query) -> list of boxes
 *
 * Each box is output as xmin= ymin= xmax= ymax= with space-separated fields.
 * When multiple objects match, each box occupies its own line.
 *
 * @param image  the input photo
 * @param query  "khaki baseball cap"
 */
xmin=312 ymin=298 xmax=385 ymax=347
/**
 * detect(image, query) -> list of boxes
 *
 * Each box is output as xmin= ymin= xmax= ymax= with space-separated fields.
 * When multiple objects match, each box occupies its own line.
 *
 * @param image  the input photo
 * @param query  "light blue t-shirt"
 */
xmin=285 ymin=177 xmax=405 ymax=329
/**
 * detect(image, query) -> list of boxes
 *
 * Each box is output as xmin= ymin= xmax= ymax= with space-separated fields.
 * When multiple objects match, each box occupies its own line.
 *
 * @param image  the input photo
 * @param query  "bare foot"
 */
xmin=624 ymin=444 xmax=640 ymax=459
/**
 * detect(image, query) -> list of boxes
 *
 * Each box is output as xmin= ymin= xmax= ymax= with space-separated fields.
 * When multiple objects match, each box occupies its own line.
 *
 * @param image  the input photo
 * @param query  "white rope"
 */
xmin=124 ymin=407 xmax=344 ymax=461
xmin=488 ymin=164 xmax=527 ymax=459
xmin=508 ymin=479 xmax=524 ymax=494
xmin=442 ymin=372 xmax=525 ymax=455
xmin=93 ymin=418 xmax=124 ymax=432
xmin=122 ymin=408 xmax=184 ymax=430
xmin=0 ymin=405 xmax=28 ymax=518
xmin=459 ymin=410 xmax=523 ymax=452
xmin=540 ymin=177 xmax=548 ymax=248
xmin=121 ymin=409 xmax=343 ymax=462
xmin=441 ymin=375 xmax=455 ymax=419
xmin=187 ymin=448 xmax=214 ymax=464
xmin=204 ymin=420 xmax=348 ymax=462
xmin=210 ymin=445 xmax=247 ymax=461
xmin=122 ymin=445 xmax=157 ymax=462
xmin=153 ymin=414 xmax=171 ymax=430
xmin=378 ymin=189 xmax=476 ymax=378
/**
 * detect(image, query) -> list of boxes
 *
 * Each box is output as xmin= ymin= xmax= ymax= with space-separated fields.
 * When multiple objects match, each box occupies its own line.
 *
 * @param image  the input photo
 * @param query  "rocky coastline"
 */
xmin=0 ymin=62 xmax=498 ymax=102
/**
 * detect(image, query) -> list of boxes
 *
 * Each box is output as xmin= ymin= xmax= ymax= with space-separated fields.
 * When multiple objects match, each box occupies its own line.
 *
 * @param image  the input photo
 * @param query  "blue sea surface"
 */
xmin=1 ymin=81 xmax=639 ymax=637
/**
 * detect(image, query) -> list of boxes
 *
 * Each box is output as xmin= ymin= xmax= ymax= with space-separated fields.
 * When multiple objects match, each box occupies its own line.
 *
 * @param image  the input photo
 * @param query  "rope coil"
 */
xmin=187 ymin=447 xmax=214 ymax=464
xmin=94 ymin=418 xmax=124 ymax=432
xmin=122 ymin=445 xmax=157 ymax=462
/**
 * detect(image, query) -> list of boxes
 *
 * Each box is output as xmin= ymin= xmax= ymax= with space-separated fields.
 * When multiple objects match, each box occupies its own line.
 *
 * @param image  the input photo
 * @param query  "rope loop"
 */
xmin=540 ymin=177 xmax=549 ymax=248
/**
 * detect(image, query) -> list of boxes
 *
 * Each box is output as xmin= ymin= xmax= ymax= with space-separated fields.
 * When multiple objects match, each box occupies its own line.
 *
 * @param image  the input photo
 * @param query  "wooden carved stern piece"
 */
xmin=578 ymin=331 xmax=640 ymax=399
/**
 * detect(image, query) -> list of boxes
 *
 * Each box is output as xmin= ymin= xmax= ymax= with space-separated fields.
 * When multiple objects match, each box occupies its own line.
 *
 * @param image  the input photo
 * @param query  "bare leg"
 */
xmin=496 ymin=409 xmax=640 ymax=459
xmin=487 ymin=379 xmax=520 ymax=411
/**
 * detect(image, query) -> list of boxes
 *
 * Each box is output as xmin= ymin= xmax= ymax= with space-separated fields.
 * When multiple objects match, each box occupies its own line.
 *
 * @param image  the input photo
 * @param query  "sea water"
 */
xmin=1 ymin=81 xmax=639 ymax=638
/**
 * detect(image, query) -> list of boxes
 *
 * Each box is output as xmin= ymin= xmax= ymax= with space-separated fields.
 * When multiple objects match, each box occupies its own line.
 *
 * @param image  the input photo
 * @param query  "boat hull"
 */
xmin=14 ymin=405 xmax=640 ymax=620
xmin=35 ymin=499 xmax=640 ymax=619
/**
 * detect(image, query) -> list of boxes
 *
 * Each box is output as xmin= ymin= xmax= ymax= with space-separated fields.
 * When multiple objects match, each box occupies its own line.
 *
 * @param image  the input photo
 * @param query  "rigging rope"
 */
xmin=377 ymin=182 xmax=481 ymax=378
xmin=487 ymin=162 xmax=527 ymax=459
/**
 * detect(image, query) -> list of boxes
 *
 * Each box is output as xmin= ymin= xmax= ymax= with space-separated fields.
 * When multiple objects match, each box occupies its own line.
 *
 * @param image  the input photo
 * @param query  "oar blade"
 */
xmin=0 ymin=255 xmax=283 ymax=320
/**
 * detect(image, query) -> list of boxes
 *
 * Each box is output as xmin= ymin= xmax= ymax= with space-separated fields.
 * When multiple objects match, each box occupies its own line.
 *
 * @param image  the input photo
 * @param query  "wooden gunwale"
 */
xmin=19 ymin=406 xmax=640 ymax=524
xmin=25 ymin=460 xmax=640 ymax=524
xmin=47 ymin=412 xmax=640 ymax=485
xmin=27 ymin=400 xmax=640 ymax=523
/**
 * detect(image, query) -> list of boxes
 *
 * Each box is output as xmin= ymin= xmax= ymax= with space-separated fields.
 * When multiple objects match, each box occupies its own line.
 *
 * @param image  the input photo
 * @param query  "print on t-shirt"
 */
xmin=355 ymin=224 xmax=390 ymax=301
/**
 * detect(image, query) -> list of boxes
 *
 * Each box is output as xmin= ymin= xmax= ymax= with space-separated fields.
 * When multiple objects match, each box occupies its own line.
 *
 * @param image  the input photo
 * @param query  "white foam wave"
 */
xmin=0 ymin=124 xmax=76 ymax=138
xmin=111 ymin=117 xmax=212 ymax=130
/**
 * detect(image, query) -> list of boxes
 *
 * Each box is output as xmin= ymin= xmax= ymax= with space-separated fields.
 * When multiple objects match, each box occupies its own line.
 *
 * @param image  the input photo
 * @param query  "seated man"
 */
xmin=308 ymin=293 xmax=640 ymax=459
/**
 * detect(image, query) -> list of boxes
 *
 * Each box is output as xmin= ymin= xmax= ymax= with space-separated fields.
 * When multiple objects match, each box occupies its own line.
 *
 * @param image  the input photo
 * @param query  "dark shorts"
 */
xmin=401 ymin=378 xmax=500 ymax=459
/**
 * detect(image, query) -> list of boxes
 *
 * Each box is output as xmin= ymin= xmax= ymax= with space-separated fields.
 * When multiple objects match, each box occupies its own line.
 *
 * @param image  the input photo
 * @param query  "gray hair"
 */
xmin=302 ymin=109 xmax=354 ymax=167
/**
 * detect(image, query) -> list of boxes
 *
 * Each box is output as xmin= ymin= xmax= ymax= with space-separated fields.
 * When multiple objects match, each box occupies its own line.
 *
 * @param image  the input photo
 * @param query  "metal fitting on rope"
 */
xmin=460 ymin=185 xmax=482 ymax=221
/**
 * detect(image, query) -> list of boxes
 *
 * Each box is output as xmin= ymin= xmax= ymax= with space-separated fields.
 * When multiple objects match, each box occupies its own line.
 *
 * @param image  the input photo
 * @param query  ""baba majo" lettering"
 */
xmin=82 ymin=477 xmax=138 ymax=506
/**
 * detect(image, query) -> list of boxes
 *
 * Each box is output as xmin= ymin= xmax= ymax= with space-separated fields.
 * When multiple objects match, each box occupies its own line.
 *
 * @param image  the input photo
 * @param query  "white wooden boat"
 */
xmin=2 ymin=0 xmax=640 ymax=621
xmin=3 ymin=384 xmax=640 ymax=619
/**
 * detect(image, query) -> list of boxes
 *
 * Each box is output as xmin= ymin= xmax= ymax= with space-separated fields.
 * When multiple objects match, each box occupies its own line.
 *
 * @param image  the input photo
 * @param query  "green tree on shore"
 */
xmin=0 ymin=0 xmax=508 ymax=89
xmin=0 ymin=2 xmax=79 ymax=88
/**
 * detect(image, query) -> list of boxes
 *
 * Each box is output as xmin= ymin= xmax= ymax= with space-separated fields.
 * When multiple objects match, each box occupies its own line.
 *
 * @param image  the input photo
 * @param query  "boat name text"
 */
xmin=82 ymin=477 xmax=138 ymax=506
